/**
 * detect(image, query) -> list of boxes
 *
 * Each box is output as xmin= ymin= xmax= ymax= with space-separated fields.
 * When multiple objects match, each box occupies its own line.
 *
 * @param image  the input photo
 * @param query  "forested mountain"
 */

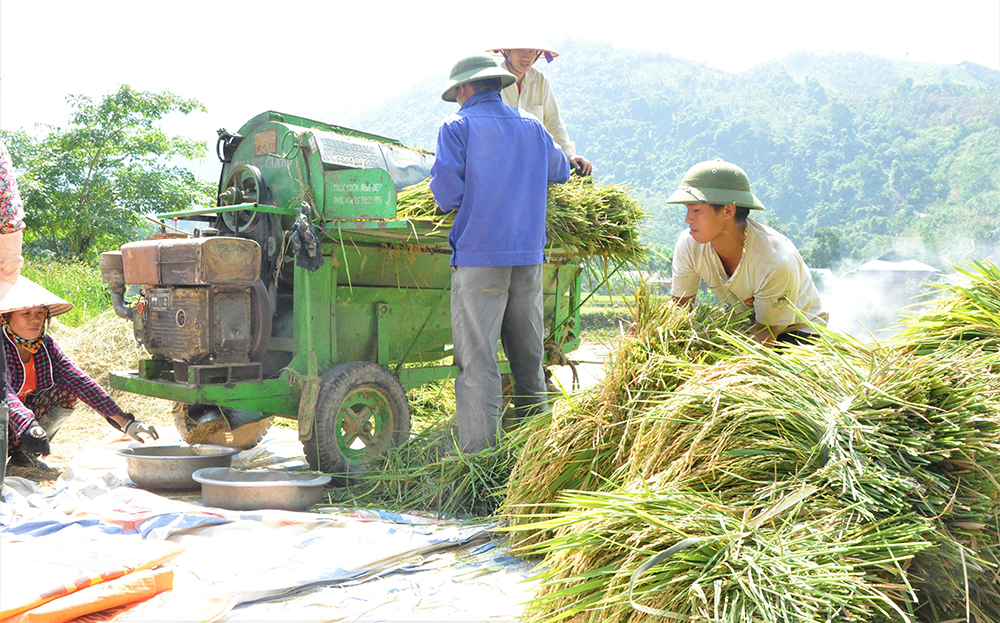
xmin=349 ymin=41 xmax=1000 ymax=272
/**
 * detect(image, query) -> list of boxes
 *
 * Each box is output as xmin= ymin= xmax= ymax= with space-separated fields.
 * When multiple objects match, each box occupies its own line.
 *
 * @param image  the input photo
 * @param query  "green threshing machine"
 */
xmin=99 ymin=111 xmax=583 ymax=473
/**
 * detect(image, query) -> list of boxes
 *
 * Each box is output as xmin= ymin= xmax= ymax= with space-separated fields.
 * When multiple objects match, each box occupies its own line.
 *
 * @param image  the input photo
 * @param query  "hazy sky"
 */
xmin=2 ymin=0 xmax=999 ymax=160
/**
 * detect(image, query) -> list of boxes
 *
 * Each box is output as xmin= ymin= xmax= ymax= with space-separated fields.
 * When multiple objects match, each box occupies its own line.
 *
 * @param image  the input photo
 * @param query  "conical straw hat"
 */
xmin=0 ymin=275 xmax=74 ymax=317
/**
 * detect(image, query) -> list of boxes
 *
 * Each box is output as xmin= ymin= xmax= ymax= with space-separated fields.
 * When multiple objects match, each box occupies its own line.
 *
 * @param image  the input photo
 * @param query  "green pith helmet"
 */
xmin=441 ymin=54 xmax=517 ymax=102
xmin=666 ymin=158 xmax=766 ymax=210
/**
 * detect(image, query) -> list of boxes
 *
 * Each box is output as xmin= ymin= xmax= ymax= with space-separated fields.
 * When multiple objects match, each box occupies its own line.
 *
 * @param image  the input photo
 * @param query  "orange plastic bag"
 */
xmin=2 ymin=568 xmax=172 ymax=623
xmin=0 ymin=537 xmax=183 ymax=620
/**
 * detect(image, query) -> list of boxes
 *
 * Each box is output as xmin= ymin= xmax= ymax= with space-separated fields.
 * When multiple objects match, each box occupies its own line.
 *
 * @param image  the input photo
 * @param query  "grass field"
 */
xmin=21 ymin=259 xmax=110 ymax=327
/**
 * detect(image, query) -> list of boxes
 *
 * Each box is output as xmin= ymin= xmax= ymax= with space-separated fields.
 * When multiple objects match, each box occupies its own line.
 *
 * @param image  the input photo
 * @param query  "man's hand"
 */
xmin=569 ymin=156 xmax=593 ymax=177
xmin=751 ymin=323 xmax=778 ymax=347
xmin=20 ymin=423 xmax=50 ymax=456
xmin=123 ymin=415 xmax=159 ymax=443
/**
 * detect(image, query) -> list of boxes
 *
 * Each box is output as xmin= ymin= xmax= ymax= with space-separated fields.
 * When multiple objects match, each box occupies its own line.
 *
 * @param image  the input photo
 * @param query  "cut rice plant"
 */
xmin=531 ymin=329 xmax=1000 ymax=621
xmin=500 ymin=288 xmax=747 ymax=546
xmin=510 ymin=487 xmax=933 ymax=623
xmin=894 ymin=260 xmax=1000 ymax=354
xmin=394 ymin=176 xmax=647 ymax=265
xmin=323 ymin=380 xmax=522 ymax=518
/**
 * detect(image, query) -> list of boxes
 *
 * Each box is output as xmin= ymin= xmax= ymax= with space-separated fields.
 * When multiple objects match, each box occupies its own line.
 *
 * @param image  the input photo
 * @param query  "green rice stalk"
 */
xmin=500 ymin=287 xmax=747 ymax=547
xmin=510 ymin=487 xmax=932 ymax=623
xmin=394 ymin=177 xmax=647 ymax=265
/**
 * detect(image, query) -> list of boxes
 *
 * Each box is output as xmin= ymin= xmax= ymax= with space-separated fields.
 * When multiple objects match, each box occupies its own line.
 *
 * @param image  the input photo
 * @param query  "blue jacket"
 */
xmin=430 ymin=90 xmax=570 ymax=266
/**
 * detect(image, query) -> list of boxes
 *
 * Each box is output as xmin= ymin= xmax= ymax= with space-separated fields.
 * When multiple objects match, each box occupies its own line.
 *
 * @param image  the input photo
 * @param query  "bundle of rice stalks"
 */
xmin=622 ymin=337 xmax=1000 ymax=509
xmin=394 ymin=178 xmax=438 ymax=217
xmin=510 ymin=331 xmax=1000 ymax=622
xmin=894 ymin=260 xmax=1000 ymax=354
xmin=394 ymin=177 xmax=647 ymax=264
xmin=499 ymin=289 xmax=747 ymax=544
xmin=324 ymin=381 xmax=518 ymax=518
xmin=515 ymin=488 xmax=932 ymax=623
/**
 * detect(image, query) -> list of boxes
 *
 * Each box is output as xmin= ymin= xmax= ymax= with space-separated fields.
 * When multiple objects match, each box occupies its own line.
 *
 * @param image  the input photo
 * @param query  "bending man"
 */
xmin=668 ymin=158 xmax=827 ymax=345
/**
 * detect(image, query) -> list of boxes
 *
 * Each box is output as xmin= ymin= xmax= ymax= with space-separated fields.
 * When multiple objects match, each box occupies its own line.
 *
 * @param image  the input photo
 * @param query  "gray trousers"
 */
xmin=451 ymin=265 xmax=546 ymax=453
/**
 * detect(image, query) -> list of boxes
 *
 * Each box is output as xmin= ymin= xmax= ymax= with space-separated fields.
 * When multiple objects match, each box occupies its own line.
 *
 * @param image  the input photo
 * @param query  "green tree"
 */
xmin=803 ymin=227 xmax=842 ymax=268
xmin=4 ymin=85 xmax=214 ymax=258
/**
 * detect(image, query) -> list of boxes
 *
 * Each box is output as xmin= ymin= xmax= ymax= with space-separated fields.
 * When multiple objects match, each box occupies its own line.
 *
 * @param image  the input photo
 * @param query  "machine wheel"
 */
xmin=172 ymin=402 xmax=273 ymax=450
xmin=219 ymin=164 xmax=264 ymax=233
xmin=304 ymin=361 xmax=411 ymax=476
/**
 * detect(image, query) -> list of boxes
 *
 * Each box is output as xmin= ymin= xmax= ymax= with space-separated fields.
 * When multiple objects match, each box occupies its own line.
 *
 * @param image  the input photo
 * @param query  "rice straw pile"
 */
xmin=394 ymin=177 xmax=647 ymax=264
xmin=321 ymin=256 xmax=1000 ymax=620
xmin=325 ymin=380 xmax=519 ymax=518
xmin=499 ymin=270 xmax=1000 ymax=622
xmin=500 ymin=290 xmax=748 ymax=543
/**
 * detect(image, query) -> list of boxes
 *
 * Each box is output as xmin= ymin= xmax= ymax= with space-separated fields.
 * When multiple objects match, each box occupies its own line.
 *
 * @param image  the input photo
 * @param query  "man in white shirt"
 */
xmin=489 ymin=45 xmax=593 ymax=176
xmin=668 ymin=159 xmax=827 ymax=345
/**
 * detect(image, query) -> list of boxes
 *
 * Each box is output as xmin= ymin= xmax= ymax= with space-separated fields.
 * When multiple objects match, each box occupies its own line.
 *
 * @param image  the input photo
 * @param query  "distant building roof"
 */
xmin=840 ymin=252 xmax=940 ymax=280
xmin=855 ymin=258 xmax=940 ymax=273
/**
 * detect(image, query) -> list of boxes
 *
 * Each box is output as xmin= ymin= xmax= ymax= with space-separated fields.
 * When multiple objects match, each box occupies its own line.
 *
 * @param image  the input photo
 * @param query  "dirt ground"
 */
xmin=6 ymin=326 xmax=613 ymax=492
xmin=5 ymin=398 xmax=176 ymax=490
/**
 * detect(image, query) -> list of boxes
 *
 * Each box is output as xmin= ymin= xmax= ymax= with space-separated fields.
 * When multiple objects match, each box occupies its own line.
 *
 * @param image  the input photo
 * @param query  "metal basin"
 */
xmin=118 ymin=444 xmax=240 ymax=490
xmin=193 ymin=467 xmax=331 ymax=512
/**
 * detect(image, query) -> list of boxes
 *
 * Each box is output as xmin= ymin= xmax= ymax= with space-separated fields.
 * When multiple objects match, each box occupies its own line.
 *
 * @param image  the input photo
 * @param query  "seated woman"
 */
xmin=4 ymin=276 xmax=158 ymax=469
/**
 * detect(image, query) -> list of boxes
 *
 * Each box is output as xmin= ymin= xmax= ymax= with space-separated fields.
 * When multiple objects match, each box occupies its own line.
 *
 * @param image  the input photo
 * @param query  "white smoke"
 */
xmin=815 ymin=269 xmax=945 ymax=342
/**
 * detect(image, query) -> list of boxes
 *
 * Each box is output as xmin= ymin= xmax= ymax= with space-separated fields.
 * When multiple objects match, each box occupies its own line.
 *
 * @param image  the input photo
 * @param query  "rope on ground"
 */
xmin=544 ymin=341 xmax=579 ymax=391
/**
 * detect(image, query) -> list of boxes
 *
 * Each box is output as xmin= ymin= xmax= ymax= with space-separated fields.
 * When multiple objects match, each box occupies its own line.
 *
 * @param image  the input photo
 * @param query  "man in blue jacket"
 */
xmin=430 ymin=53 xmax=571 ymax=453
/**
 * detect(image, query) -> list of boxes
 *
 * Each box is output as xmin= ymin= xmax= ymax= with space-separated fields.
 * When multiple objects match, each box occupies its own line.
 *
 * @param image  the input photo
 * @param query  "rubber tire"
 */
xmin=172 ymin=402 xmax=273 ymax=450
xmin=304 ymin=361 xmax=411 ymax=477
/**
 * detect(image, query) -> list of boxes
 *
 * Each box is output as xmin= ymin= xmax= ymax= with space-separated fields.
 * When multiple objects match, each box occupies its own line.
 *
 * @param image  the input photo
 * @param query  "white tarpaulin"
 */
xmin=0 ymin=429 xmax=538 ymax=622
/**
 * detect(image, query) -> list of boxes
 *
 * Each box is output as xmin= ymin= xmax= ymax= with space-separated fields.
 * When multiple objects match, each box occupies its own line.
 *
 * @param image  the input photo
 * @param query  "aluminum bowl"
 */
xmin=192 ymin=467 xmax=331 ymax=512
xmin=117 ymin=444 xmax=240 ymax=490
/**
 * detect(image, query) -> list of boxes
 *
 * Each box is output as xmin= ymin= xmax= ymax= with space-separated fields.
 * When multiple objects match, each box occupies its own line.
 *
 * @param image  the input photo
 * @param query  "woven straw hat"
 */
xmin=0 ymin=275 xmax=74 ymax=317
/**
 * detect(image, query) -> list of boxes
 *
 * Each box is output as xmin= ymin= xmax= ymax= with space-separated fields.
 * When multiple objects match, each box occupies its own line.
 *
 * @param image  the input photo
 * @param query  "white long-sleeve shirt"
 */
xmin=499 ymin=66 xmax=577 ymax=159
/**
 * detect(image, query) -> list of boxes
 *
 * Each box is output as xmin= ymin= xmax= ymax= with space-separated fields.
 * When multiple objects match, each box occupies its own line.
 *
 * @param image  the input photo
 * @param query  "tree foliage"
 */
xmin=350 ymin=43 xmax=1000 ymax=273
xmin=801 ymin=227 xmax=842 ymax=268
xmin=3 ymin=85 xmax=214 ymax=258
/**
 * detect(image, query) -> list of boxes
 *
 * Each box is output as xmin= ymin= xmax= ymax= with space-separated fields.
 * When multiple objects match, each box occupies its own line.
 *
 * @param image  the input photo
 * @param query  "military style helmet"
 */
xmin=666 ymin=158 xmax=766 ymax=210
xmin=441 ymin=54 xmax=517 ymax=102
